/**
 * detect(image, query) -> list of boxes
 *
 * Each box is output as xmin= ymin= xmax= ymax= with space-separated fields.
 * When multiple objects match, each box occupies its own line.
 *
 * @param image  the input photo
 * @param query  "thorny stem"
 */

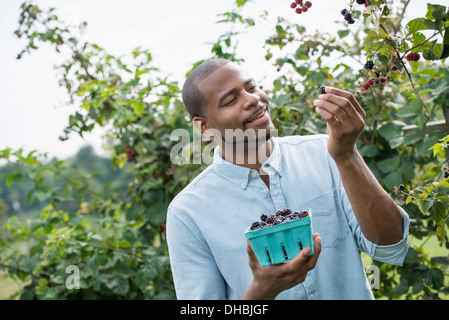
xmin=375 ymin=12 xmax=432 ymax=119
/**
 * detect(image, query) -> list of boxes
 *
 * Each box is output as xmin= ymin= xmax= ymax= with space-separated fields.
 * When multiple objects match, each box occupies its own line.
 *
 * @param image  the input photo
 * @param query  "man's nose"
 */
xmin=241 ymin=91 xmax=260 ymax=110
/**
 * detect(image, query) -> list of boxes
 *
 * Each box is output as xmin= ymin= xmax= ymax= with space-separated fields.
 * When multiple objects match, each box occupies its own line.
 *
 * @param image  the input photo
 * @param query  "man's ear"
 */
xmin=193 ymin=117 xmax=214 ymax=140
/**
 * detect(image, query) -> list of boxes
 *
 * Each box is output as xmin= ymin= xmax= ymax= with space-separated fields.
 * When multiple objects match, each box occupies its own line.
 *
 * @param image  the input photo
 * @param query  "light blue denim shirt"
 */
xmin=166 ymin=134 xmax=409 ymax=300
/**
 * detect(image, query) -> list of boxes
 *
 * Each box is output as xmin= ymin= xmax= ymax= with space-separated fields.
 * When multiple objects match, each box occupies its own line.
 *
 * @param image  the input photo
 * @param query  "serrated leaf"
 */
xmin=407 ymin=18 xmax=436 ymax=33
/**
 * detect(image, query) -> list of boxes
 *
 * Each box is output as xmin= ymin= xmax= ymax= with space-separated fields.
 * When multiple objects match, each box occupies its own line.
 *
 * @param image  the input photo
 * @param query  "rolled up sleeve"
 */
xmin=361 ymin=207 xmax=410 ymax=266
xmin=337 ymin=181 xmax=410 ymax=266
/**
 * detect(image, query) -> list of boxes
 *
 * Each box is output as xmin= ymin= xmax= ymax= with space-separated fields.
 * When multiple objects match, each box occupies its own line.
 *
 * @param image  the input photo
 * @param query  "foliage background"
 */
xmin=1 ymin=0 xmax=448 ymax=299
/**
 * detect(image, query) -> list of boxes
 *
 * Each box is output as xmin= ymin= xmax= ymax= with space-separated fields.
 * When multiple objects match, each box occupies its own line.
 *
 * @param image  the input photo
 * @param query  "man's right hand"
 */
xmin=241 ymin=233 xmax=322 ymax=300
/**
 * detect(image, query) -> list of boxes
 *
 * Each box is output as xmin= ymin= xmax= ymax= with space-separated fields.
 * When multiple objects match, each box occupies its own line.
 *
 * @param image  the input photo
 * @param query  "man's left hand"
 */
xmin=313 ymin=87 xmax=366 ymax=162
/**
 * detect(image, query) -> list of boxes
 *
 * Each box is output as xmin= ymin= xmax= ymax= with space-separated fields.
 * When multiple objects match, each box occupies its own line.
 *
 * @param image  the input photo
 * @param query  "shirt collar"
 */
xmin=212 ymin=137 xmax=282 ymax=189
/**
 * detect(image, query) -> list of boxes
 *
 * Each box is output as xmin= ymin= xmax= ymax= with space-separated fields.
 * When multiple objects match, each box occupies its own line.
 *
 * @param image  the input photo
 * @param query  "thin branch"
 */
xmin=376 ymin=14 xmax=432 ymax=119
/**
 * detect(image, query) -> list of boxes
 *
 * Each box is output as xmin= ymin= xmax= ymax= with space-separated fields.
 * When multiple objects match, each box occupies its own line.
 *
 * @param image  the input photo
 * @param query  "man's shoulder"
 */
xmin=168 ymin=164 xmax=216 ymax=211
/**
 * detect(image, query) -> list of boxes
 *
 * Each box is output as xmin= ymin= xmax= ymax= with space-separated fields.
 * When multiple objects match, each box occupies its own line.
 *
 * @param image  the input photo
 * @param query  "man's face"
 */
xmin=195 ymin=62 xmax=274 ymax=145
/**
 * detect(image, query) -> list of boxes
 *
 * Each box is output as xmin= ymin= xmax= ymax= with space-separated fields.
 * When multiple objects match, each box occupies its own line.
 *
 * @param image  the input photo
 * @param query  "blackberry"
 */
xmin=444 ymin=171 xmax=449 ymax=178
xmin=398 ymin=184 xmax=405 ymax=191
xmin=250 ymin=221 xmax=261 ymax=230
xmin=299 ymin=210 xmax=309 ymax=218
xmin=319 ymin=86 xmax=326 ymax=94
xmin=356 ymin=0 xmax=366 ymax=4
xmin=345 ymin=12 xmax=355 ymax=24
xmin=249 ymin=209 xmax=309 ymax=230
xmin=341 ymin=9 xmax=355 ymax=24
xmin=364 ymin=61 xmax=374 ymax=70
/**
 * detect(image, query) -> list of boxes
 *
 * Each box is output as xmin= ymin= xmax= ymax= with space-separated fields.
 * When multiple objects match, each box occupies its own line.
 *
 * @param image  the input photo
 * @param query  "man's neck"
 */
xmin=220 ymin=138 xmax=273 ymax=172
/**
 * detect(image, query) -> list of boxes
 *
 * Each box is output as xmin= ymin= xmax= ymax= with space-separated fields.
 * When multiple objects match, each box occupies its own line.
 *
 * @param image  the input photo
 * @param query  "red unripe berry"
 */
xmin=302 ymin=6 xmax=308 ymax=12
xmin=406 ymin=52 xmax=420 ymax=61
xmin=305 ymin=1 xmax=312 ymax=8
xmin=295 ymin=7 xmax=302 ymax=14
xmin=290 ymin=2 xmax=297 ymax=8
xmin=295 ymin=0 xmax=303 ymax=4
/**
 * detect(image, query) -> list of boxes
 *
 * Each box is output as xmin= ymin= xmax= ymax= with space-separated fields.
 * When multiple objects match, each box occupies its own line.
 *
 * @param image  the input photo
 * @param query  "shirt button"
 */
xmin=252 ymin=172 xmax=257 ymax=178
xmin=263 ymin=189 xmax=269 ymax=194
xmin=310 ymin=294 xmax=315 ymax=300
xmin=241 ymin=183 xmax=246 ymax=188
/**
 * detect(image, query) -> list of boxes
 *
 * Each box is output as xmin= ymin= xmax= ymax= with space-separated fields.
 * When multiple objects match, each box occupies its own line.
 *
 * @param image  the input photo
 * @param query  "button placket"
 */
xmin=268 ymin=173 xmax=286 ymax=210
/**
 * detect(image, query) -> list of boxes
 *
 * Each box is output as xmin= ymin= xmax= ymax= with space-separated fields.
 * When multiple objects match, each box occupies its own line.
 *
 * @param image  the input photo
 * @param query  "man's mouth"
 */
xmin=246 ymin=106 xmax=268 ymax=124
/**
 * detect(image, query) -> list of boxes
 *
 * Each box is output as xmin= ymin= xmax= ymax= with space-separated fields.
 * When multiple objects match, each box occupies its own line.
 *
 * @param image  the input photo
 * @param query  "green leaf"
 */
xmin=425 ymin=268 xmax=444 ymax=289
xmin=439 ymin=27 xmax=449 ymax=60
xmin=431 ymin=256 xmax=449 ymax=266
xmin=135 ymin=69 xmax=148 ymax=78
xmin=384 ymin=171 xmax=403 ymax=191
xmin=236 ymin=0 xmax=249 ymax=7
xmin=392 ymin=278 xmax=409 ymax=295
xmin=410 ymin=60 xmax=419 ymax=73
xmin=378 ymin=158 xmax=399 ymax=173
xmin=425 ymin=4 xmax=446 ymax=21
xmin=5 ymin=172 xmax=23 ymax=186
xmin=423 ymin=39 xmax=438 ymax=60
xmin=416 ymin=198 xmax=434 ymax=215
xmin=378 ymin=122 xmax=403 ymax=138
xmin=131 ymin=100 xmax=145 ymax=117
xmin=146 ymin=202 xmax=168 ymax=225
xmin=403 ymin=130 xmax=424 ymax=146
xmin=404 ymin=247 xmax=418 ymax=264
xmin=406 ymin=18 xmax=436 ymax=33
xmin=358 ymin=145 xmax=379 ymax=158
xmin=337 ymin=30 xmax=350 ymax=39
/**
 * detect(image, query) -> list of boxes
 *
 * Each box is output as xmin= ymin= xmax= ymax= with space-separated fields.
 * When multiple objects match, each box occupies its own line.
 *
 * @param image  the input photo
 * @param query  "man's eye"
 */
xmin=249 ymin=85 xmax=257 ymax=91
xmin=225 ymin=97 xmax=237 ymax=106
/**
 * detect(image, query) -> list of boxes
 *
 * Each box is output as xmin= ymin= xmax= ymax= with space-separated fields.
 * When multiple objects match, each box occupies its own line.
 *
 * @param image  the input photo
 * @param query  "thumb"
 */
xmin=246 ymin=240 xmax=260 ymax=269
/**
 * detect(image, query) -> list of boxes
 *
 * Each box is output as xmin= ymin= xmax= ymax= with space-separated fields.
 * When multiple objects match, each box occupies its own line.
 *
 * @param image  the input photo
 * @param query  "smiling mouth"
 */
xmin=245 ymin=106 xmax=268 ymax=124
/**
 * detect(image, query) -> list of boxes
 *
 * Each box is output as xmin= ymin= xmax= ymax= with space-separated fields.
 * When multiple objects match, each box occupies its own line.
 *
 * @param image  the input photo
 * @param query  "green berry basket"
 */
xmin=244 ymin=209 xmax=314 ymax=267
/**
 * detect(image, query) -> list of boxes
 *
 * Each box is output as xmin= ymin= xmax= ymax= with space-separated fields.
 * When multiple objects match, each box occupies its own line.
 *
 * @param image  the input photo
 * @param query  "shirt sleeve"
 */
xmin=324 ymin=139 xmax=410 ymax=266
xmin=166 ymin=206 xmax=227 ymax=299
xmin=341 ymin=192 xmax=410 ymax=266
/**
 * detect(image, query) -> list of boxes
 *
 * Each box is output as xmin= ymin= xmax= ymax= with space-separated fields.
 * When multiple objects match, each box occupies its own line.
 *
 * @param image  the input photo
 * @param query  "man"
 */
xmin=166 ymin=58 xmax=409 ymax=300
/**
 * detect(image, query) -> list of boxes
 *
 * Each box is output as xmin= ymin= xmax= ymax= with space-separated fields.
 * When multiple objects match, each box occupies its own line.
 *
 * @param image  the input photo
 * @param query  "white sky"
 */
xmin=0 ymin=0 xmax=445 ymax=160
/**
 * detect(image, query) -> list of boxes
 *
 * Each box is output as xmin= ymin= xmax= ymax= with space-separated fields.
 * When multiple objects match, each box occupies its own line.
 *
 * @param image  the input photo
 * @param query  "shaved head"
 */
xmin=182 ymin=58 xmax=231 ymax=118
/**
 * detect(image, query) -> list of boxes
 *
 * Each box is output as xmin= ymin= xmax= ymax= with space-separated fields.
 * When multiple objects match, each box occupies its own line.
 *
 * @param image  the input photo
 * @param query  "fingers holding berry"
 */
xmin=315 ymin=87 xmax=366 ymax=123
xmin=313 ymin=87 xmax=365 ymax=161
